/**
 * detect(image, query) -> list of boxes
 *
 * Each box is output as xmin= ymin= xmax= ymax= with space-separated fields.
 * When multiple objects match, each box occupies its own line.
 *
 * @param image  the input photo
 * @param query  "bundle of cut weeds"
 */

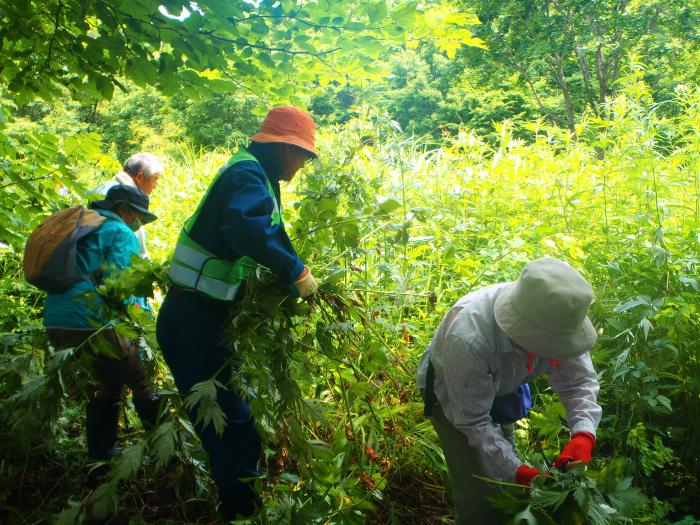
xmin=482 ymin=459 xmax=648 ymax=525
xmin=215 ymin=273 xmax=409 ymax=523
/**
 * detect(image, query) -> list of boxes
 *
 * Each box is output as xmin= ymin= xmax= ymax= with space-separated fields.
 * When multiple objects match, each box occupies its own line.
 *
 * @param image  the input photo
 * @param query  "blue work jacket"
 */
xmin=44 ymin=209 xmax=139 ymax=329
xmin=187 ymin=142 xmax=304 ymax=285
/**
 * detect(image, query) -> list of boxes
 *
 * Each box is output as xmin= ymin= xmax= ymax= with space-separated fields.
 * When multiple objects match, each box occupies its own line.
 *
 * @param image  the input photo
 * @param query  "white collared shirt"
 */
xmin=416 ymin=283 xmax=601 ymax=481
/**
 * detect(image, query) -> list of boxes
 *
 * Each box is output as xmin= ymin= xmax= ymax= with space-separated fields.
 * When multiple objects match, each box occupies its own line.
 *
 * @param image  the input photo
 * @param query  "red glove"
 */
xmin=515 ymin=465 xmax=541 ymax=486
xmin=552 ymin=432 xmax=595 ymax=469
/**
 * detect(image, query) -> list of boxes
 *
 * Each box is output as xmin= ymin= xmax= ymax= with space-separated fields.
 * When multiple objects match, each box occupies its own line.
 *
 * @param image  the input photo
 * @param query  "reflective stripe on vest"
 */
xmin=169 ymin=264 xmax=241 ymax=302
xmin=168 ymin=149 xmax=277 ymax=301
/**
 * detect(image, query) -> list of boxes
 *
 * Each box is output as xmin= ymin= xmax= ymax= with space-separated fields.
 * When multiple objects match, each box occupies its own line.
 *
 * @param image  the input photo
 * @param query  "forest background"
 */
xmin=1 ymin=0 xmax=699 ymax=524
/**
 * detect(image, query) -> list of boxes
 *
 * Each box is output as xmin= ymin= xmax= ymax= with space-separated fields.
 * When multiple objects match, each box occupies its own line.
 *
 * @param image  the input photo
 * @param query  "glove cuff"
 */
xmin=572 ymin=431 xmax=596 ymax=446
xmin=515 ymin=465 xmax=540 ymax=486
xmin=289 ymin=266 xmax=310 ymax=297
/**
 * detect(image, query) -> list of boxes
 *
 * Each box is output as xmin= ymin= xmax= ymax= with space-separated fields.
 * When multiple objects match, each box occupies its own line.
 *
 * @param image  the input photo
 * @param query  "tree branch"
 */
xmin=511 ymin=56 xmax=565 ymax=126
xmin=44 ymin=0 xmax=63 ymax=71
xmin=609 ymin=0 xmax=628 ymax=91
xmin=595 ymin=44 xmax=608 ymax=110
xmin=0 ymin=175 xmax=54 ymax=191
xmin=198 ymin=31 xmax=341 ymax=57
xmin=229 ymin=13 xmax=391 ymax=32
xmin=551 ymin=53 xmax=576 ymax=135
xmin=574 ymin=44 xmax=599 ymax=115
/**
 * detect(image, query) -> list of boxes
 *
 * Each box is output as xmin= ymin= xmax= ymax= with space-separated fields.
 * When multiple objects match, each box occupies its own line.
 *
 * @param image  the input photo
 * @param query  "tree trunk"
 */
xmin=511 ymin=54 xmax=566 ymax=127
xmin=553 ymin=53 xmax=576 ymax=136
xmin=596 ymin=44 xmax=608 ymax=108
xmin=575 ymin=43 xmax=599 ymax=115
xmin=608 ymin=0 xmax=628 ymax=96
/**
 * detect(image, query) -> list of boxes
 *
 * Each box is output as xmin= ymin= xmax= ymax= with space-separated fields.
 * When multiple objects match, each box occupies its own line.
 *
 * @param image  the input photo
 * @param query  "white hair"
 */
xmin=123 ymin=152 xmax=164 ymax=179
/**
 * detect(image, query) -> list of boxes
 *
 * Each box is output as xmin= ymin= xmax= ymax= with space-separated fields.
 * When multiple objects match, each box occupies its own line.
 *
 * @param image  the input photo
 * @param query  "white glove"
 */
xmin=293 ymin=266 xmax=318 ymax=298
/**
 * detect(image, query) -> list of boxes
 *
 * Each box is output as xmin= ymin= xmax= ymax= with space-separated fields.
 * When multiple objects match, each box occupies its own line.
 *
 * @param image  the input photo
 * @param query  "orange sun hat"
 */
xmin=250 ymin=106 xmax=318 ymax=158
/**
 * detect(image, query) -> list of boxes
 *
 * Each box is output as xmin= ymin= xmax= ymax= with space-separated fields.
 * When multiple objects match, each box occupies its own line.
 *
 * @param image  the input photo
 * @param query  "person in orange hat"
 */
xmin=156 ymin=106 xmax=319 ymax=518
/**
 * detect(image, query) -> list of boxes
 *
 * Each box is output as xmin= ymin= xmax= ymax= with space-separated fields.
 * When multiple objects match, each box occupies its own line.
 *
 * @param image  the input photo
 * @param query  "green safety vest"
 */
xmin=168 ymin=149 xmax=282 ymax=301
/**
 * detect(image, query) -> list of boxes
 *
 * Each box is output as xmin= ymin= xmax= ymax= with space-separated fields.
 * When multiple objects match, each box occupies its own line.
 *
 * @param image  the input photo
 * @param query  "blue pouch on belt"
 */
xmin=490 ymin=383 xmax=532 ymax=424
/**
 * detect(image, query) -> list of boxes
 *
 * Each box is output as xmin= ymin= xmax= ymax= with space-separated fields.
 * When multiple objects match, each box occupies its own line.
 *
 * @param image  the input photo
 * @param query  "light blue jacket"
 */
xmin=94 ymin=173 xmax=149 ymax=259
xmin=44 ymin=209 xmax=139 ymax=329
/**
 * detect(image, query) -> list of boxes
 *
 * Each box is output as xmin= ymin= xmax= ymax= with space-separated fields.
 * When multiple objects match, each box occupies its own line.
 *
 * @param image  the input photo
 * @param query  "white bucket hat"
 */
xmin=494 ymin=257 xmax=597 ymax=359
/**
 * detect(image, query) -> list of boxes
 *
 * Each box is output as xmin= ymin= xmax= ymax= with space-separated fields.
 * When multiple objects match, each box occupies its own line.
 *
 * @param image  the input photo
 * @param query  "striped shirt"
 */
xmin=416 ymin=283 xmax=601 ymax=481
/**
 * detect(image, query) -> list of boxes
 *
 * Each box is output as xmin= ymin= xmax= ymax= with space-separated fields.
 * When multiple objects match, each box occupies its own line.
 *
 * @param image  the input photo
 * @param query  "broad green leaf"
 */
xmin=184 ymin=379 xmax=228 ymax=436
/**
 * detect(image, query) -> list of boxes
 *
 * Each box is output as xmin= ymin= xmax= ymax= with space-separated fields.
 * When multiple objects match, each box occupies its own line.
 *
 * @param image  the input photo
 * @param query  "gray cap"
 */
xmin=493 ymin=257 xmax=597 ymax=359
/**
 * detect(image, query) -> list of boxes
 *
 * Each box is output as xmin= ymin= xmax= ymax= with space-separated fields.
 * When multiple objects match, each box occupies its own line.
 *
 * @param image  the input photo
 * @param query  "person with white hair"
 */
xmin=95 ymin=152 xmax=164 ymax=259
xmin=417 ymin=257 xmax=602 ymax=525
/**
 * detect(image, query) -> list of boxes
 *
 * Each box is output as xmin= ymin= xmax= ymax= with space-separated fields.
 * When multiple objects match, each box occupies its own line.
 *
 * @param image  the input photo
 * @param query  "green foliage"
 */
xmin=488 ymin=461 xmax=648 ymax=525
xmin=0 ymin=0 xmax=484 ymax=265
xmin=0 ymin=0 xmax=483 ymax=106
xmin=218 ymin=276 xmax=423 ymax=523
xmin=360 ymin=48 xmax=536 ymax=140
xmin=457 ymin=0 xmax=700 ymax=132
xmin=92 ymin=86 xmax=185 ymax=160
xmin=170 ymin=92 xmax=262 ymax=150
xmin=89 ymin=86 xmax=264 ymax=158
xmin=1 ymin=36 xmax=700 ymax=523
xmin=626 ymin=423 xmax=674 ymax=477
xmin=0 ymin=119 xmax=106 ymax=248
xmin=0 ymin=328 xmax=88 ymax=455
xmin=184 ymin=379 xmax=228 ymax=437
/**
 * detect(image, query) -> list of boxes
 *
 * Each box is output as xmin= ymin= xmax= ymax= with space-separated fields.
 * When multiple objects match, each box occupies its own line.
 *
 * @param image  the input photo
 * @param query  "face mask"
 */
xmin=128 ymin=218 xmax=142 ymax=232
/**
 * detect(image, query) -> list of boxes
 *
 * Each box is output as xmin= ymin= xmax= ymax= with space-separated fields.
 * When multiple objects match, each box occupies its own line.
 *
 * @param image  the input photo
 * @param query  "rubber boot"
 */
xmin=133 ymin=392 xmax=166 ymax=430
xmin=86 ymin=397 xmax=121 ymax=460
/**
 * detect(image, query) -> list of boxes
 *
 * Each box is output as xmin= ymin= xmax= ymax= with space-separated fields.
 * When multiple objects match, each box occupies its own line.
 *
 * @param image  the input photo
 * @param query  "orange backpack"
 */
xmin=24 ymin=206 xmax=106 ymax=293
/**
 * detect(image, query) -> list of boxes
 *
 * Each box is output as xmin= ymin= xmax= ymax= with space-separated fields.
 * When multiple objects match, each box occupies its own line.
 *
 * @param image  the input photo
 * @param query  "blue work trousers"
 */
xmin=156 ymin=289 xmax=261 ymax=508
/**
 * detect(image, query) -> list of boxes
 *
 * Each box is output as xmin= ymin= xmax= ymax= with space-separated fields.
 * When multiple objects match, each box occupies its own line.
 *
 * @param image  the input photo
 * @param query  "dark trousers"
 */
xmin=430 ymin=403 xmax=515 ymax=525
xmin=47 ymin=327 xmax=158 ymax=459
xmin=156 ymin=289 xmax=261 ymax=509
